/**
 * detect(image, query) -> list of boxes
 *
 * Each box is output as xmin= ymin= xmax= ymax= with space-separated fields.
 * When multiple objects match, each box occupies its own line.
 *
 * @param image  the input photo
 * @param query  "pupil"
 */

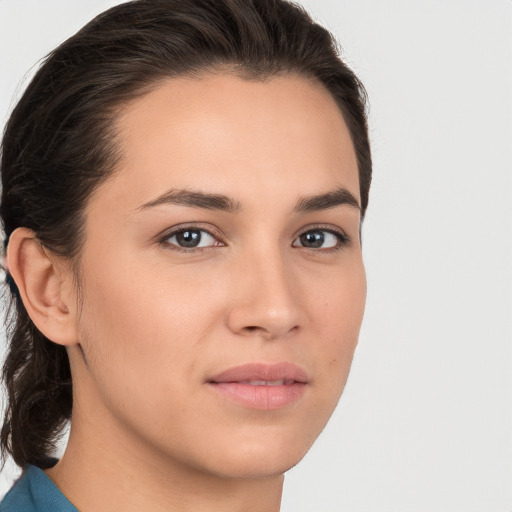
xmin=300 ymin=231 xmax=324 ymax=248
xmin=176 ymin=230 xmax=201 ymax=247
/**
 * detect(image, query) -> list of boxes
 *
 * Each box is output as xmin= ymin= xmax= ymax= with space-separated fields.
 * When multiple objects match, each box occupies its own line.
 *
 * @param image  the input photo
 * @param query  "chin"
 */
xmin=186 ymin=426 xmax=318 ymax=480
xmin=206 ymin=448 xmax=307 ymax=480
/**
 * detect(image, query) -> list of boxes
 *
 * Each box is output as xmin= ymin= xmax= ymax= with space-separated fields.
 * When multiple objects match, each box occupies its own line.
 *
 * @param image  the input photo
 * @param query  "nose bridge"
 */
xmin=227 ymin=243 xmax=302 ymax=338
xmin=253 ymin=245 xmax=295 ymax=305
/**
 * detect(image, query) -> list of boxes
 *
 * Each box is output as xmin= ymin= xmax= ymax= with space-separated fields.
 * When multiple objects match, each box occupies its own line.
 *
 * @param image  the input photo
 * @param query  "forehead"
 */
xmin=94 ymin=73 xmax=359 ymax=213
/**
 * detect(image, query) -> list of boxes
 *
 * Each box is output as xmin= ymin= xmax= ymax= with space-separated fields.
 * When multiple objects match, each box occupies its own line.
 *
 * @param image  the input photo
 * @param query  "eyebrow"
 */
xmin=293 ymin=187 xmax=360 ymax=213
xmin=137 ymin=189 xmax=241 ymax=212
xmin=137 ymin=186 xmax=360 ymax=214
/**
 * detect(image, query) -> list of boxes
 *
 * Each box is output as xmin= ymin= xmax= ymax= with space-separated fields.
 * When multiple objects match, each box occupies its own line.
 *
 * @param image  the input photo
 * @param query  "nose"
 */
xmin=226 ymin=249 xmax=304 ymax=340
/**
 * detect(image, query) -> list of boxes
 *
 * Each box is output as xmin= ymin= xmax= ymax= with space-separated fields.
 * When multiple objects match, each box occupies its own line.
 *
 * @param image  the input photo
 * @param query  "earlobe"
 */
xmin=6 ymin=227 xmax=79 ymax=346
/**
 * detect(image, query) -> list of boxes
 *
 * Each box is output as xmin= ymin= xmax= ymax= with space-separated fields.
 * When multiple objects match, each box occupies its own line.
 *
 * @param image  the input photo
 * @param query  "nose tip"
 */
xmin=226 ymin=259 xmax=303 ymax=340
xmin=238 ymin=308 xmax=301 ymax=340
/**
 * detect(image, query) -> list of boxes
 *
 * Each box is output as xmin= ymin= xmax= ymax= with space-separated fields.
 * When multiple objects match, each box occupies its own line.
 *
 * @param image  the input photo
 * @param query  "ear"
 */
xmin=6 ymin=227 xmax=79 ymax=346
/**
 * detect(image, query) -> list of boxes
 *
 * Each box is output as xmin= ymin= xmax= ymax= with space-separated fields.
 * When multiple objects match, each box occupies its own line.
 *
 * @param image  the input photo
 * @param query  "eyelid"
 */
xmin=157 ymin=222 xmax=226 ymax=250
xmin=292 ymin=224 xmax=350 ymax=249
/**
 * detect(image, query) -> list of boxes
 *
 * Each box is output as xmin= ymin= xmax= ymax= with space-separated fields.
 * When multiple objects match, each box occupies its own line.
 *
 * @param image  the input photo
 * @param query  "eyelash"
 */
xmin=158 ymin=223 xmax=226 ymax=253
xmin=158 ymin=224 xmax=350 ymax=253
xmin=293 ymin=225 xmax=350 ymax=253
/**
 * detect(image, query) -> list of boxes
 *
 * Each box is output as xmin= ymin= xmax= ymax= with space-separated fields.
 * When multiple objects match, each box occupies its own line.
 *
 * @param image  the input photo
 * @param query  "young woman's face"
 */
xmin=71 ymin=73 xmax=366 ymax=478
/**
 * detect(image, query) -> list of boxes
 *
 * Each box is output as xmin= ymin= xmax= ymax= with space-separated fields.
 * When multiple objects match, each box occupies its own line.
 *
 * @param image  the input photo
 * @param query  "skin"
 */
xmin=9 ymin=73 xmax=366 ymax=512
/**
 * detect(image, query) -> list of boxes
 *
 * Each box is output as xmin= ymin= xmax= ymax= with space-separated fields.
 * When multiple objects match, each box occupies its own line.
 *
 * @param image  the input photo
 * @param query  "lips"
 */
xmin=207 ymin=363 xmax=308 ymax=410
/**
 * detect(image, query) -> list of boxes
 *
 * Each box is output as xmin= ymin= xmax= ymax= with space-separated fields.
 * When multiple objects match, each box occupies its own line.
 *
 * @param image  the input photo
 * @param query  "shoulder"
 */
xmin=0 ymin=466 xmax=77 ymax=512
xmin=1 ymin=467 xmax=37 ymax=512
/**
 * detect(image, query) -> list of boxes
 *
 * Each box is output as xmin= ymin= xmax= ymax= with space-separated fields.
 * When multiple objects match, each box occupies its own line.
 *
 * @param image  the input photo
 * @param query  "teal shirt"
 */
xmin=0 ymin=466 xmax=77 ymax=512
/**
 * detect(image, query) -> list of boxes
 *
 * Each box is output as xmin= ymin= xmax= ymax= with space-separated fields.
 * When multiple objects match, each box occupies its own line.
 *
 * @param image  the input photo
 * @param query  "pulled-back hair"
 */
xmin=0 ymin=0 xmax=371 ymax=469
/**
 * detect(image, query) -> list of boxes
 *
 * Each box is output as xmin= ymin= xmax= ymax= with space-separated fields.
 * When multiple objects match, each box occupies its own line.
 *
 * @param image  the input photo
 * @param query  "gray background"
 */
xmin=1 ymin=1 xmax=511 ymax=510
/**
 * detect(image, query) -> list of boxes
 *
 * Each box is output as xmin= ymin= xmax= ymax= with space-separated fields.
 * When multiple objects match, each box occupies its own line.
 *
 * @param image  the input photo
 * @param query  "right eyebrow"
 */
xmin=136 ymin=188 xmax=241 ymax=212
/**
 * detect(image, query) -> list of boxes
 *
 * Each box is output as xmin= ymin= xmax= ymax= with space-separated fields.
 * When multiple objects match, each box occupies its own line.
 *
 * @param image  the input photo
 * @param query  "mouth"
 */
xmin=207 ymin=362 xmax=309 ymax=410
xmin=237 ymin=379 xmax=293 ymax=386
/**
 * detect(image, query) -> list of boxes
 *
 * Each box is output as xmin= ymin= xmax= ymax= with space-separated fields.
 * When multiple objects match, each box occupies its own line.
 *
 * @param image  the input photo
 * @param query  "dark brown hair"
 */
xmin=0 ymin=0 xmax=371 ymax=469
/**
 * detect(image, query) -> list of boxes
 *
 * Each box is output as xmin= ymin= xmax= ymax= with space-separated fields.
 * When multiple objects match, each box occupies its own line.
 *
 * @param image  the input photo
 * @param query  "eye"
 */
xmin=163 ymin=228 xmax=221 ymax=250
xmin=292 ymin=229 xmax=348 ymax=250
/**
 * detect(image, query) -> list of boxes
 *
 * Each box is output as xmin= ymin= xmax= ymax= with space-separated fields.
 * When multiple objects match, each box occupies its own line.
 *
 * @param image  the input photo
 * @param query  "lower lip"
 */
xmin=208 ymin=382 xmax=307 ymax=410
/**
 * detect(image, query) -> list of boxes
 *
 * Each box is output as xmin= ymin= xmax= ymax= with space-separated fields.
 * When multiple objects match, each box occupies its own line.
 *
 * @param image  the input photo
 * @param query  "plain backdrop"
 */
xmin=1 ymin=1 xmax=511 ymax=511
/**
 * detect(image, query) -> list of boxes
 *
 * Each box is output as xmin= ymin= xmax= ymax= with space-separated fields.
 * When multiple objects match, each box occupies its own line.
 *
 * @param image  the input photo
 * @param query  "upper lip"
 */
xmin=208 ymin=362 xmax=309 ymax=384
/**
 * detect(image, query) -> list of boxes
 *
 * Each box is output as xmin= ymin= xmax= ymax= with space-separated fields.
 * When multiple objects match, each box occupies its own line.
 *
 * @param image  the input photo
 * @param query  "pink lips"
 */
xmin=207 ymin=362 xmax=308 ymax=410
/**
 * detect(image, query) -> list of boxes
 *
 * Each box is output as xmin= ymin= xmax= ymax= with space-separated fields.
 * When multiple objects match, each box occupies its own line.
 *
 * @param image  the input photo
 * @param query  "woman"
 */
xmin=0 ymin=0 xmax=371 ymax=510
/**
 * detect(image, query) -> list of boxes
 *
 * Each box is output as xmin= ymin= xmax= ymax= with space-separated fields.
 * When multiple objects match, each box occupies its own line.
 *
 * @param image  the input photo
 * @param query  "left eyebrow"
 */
xmin=294 ymin=187 xmax=360 ymax=213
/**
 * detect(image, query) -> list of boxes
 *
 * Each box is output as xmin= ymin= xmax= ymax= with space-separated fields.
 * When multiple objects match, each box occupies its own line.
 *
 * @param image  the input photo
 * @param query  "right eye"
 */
xmin=163 ymin=228 xmax=221 ymax=250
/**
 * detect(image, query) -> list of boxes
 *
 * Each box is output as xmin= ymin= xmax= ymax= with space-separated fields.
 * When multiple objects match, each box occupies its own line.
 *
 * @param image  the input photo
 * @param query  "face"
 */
xmin=70 ymin=73 xmax=366 ymax=479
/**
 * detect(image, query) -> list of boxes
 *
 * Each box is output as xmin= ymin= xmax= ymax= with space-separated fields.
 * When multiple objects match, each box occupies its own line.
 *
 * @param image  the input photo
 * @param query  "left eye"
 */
xmin=165 ymin=229 xmax=219 ymax=249
xmin=292 ymin=230 xmax=343 ymax=249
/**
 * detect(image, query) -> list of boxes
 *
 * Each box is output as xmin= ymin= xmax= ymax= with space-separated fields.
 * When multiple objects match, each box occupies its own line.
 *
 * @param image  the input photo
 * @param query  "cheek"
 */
xmin=307 ymin=259 xmax=366 ymax=398
xmin=75 ymin=254 xmax=229 ymax=401
xmin=74 ymin=265 xmax=158 ymax=388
